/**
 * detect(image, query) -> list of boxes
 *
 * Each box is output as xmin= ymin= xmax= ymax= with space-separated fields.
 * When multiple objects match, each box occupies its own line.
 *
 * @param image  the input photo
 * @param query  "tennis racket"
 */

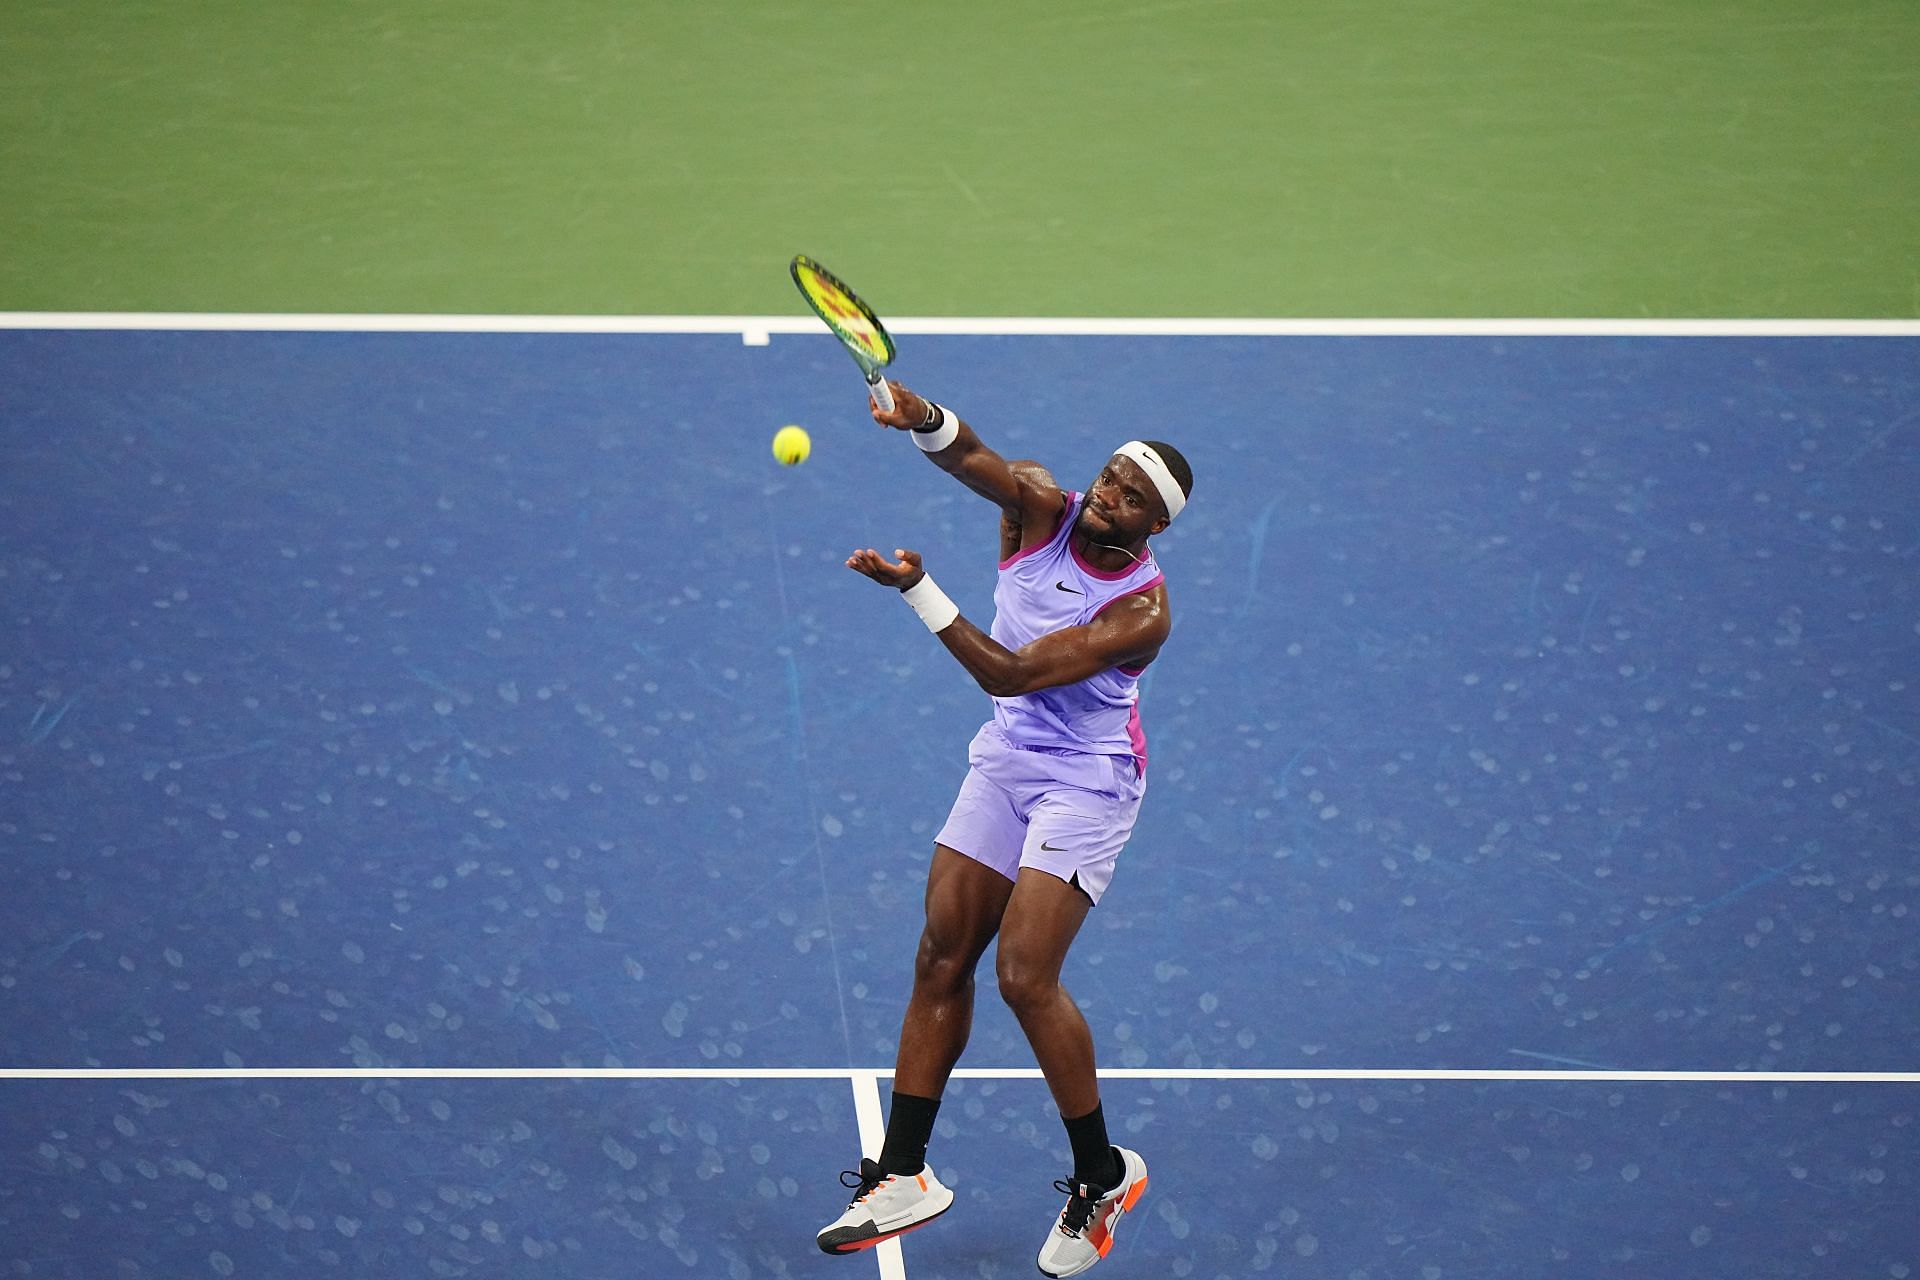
xmin=790 ymin=255 xmax=897 ymax=413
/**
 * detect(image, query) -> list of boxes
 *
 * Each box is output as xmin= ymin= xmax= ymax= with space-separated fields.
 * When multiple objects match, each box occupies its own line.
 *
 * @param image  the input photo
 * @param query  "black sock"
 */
xmin=879 ymin=1091 xmax=941 ymax=1176
xmin=1062 ymin=1102 xmax=1122 ymax=1189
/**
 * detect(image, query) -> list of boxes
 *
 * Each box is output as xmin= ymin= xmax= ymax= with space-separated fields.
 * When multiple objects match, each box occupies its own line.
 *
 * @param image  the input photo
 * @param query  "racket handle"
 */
xmin=867 ymin=373 xmax=895 ymax=413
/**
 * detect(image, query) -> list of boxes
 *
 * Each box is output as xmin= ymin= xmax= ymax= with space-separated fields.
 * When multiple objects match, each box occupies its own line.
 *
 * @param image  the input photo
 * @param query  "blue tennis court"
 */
xmin=2 ymin=324 xmax=1916 ymax=1277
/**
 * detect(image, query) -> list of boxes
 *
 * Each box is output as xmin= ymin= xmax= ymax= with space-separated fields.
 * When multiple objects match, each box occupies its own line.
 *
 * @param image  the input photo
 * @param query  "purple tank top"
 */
xmin=989 ymin=491 xmax=1165 ymax=770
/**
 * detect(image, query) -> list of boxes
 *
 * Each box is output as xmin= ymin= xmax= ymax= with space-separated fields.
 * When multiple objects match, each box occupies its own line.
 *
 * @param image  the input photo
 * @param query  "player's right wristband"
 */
xmin=912 ymin=403 xmax=959 ymax=452
xmin=901 ymin=574 xmax=960 ymax=633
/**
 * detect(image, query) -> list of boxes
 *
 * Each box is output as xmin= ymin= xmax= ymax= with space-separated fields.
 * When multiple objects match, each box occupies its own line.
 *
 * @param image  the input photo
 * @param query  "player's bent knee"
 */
xmin=994 ymin=957 xmax=1057 ymax=1016
xmin=913 ymin=934 xmax=977 ymax=995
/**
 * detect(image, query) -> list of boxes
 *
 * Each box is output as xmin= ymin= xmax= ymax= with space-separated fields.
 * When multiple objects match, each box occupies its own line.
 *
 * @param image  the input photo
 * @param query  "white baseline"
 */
xmin=1 ymin=313 xmax=1918 ymax=337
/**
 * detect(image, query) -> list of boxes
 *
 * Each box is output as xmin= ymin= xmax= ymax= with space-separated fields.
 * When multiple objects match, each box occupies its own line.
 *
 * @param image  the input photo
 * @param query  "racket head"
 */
xmin=790 ymin=255 xmax=896 ymax=377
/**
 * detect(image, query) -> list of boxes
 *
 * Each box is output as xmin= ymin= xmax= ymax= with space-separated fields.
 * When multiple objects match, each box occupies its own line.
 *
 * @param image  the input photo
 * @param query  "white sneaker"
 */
xmin=816 ymin=1157 xmax=955 ymax=1255
xmin=1036 ymin=1146 xmax=1149 ymax=1277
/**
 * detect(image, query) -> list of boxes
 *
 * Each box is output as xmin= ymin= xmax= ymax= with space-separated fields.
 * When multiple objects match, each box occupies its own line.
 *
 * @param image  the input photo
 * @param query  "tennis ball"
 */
xmin=772 ymin=424 xmax=811 ymax=466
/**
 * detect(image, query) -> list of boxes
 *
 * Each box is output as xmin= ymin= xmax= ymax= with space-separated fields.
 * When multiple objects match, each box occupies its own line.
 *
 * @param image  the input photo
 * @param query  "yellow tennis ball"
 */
xmin=772 ymin=424 xmax=811 ymax=465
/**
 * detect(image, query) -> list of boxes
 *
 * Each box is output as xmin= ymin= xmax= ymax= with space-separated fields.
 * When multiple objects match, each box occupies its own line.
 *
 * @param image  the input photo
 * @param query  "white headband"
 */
xmin=1113 ymin=441 xmax=1186 ymax=523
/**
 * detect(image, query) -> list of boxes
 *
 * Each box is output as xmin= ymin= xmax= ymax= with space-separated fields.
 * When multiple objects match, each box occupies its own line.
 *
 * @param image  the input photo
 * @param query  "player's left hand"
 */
xmin=846 ymin=547 xmax=927 ymax=591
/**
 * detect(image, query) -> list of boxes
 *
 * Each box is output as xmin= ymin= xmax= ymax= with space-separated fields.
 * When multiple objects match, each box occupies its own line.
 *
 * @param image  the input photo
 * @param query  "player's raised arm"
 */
xmin=1000 ymin=460 xmax=1057 ymax=562
xmin=871 ymin=380 xmax=1061 ymax=530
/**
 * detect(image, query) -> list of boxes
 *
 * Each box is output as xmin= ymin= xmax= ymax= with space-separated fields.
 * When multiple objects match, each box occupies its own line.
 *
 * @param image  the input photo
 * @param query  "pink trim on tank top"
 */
xmin=1093 ymin=572 xmax=1165 ymax=612
xmin=1126 ymin=704 xmax=1148 ymax=772
xmin=1095 ymin=570 xmax=1164 ymax=622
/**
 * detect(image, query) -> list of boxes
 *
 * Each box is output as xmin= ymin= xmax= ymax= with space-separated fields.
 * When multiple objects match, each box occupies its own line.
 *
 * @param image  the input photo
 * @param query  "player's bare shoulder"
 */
xmin=1097 ymin=579 xmax=1172 ymax=669
xmin=999 ymin=460 xmax=1068 ymax=561
xmin=1116 ymin=579 xmax=1171 ymax=633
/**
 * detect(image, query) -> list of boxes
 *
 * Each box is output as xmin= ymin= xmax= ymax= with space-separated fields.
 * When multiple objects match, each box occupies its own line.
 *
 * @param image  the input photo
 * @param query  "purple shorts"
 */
xmin=934 ymin=723 xmax=1147 ymax=906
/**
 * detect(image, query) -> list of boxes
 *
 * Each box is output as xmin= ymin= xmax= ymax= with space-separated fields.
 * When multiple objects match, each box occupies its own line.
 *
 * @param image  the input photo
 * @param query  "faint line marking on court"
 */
xmin=1234 ymin=497 xmax=1279 ymax=620
xmin=1529 ymin=851 xmax=1605 ymax=897
xmin=1579 ymin=849 xmax=1811 ymax=974
xmin=1860 ymin=715 xmax=1920 ymax=749
xmin=1839 ymin=403 xmax=1918 ymax=468
xmin=25 ymin=697 xmax=75 ymax=745
xmin=30 ymin=932 xmax=93 ymax=970
xmin=764 ymin=496 xmax=856 ymax=1069
xmin=1275 ymin=742 xmax=1330 ymax=797
xmin=940 ymin=165 xmax=989 ymax=215
xmin=1574 ymin=588 xmax=1602 ymax=649
xmin=1505 ymin=1049 xmax=1623 ymax=1071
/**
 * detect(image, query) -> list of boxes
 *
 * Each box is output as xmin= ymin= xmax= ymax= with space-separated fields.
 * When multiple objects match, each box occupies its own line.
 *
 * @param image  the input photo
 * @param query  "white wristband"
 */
xmin=912 ymin=403 xmax=960 ymax=453
xmin=901 ymin=574 xmax=960 ymax=633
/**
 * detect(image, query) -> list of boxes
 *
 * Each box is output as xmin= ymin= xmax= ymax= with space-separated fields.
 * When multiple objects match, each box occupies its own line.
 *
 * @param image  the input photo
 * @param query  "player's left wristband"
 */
xmin=912 ymin=403 xmax=959 ymax=452
xmin=901 ymin=574 xmax=960 ymax=633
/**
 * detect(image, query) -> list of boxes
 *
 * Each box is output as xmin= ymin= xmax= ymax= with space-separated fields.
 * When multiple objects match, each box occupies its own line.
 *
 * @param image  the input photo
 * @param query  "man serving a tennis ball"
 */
xmin=817 ymin=380 xmax=1192 ymax=1277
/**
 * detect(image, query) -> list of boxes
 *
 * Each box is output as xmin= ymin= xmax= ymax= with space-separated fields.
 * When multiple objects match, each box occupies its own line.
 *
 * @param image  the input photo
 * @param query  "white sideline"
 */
xmin=847 ymin=1071 xmax=908 ymax=1280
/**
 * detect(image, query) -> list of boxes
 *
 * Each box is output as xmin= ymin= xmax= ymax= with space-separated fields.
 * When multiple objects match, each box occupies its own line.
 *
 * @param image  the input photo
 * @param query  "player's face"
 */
xmin=1078 ymin=456 xmax=1166 ymax=541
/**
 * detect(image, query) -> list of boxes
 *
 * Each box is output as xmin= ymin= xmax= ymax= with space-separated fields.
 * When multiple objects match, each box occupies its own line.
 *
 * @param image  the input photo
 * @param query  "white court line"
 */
xmin=3 ymin=1067 xmax=1915 ymax=1082
xmin=848 ymin=1071 xmax=909 ymax=1280
xmin=1 ymin=312 xmax=1918 ymax=337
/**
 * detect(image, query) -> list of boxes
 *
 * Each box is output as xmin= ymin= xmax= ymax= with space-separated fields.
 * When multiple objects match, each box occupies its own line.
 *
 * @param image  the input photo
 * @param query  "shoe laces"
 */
xmin=840 ymin=1157 xmax=889 ymax=1205
xmin=1052 ymin=1179 xmax=1102 ymax=1237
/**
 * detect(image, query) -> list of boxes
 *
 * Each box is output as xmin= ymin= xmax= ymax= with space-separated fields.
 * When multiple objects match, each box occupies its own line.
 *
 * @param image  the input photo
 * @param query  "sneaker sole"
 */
xmin=817 ymin=1201 xmax=953 ymax=1255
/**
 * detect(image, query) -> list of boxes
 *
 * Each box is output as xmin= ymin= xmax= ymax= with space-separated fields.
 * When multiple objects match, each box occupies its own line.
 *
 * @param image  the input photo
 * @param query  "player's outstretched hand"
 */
xmin=870 ymin=381 xmax=930 ymax=431
xmin=846 ymin=547 xmax=927 ymax=591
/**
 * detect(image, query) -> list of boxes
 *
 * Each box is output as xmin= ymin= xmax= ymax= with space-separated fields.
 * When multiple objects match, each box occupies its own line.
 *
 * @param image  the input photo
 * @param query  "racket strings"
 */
xmin=801 ymin=279 xmax=887 ymax=360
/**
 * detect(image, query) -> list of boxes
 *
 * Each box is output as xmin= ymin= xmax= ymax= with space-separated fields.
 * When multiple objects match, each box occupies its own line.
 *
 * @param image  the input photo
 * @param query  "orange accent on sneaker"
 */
xmin=917 ymin=1174 xmax=927 ymax=1191
xmin=854 ymin=1173 xmax=894 ymax=1206
xmin=1083 ymin=1173 xmax=1146 ymax=1258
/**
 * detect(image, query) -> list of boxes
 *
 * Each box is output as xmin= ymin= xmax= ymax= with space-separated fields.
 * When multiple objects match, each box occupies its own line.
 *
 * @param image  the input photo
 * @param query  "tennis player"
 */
xmin=816 ymin=382 xmax=1191 ymax=1277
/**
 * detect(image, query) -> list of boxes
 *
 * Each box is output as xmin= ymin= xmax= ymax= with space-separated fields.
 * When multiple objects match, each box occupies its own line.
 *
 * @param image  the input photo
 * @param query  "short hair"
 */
xmin=1141 ymin=440 xmax=1193 ymax=501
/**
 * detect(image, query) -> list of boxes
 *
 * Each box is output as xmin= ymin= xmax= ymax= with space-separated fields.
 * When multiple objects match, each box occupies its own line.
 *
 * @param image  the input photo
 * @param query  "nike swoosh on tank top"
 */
xmin=988 ymin=491 xmax=1165 ymax=771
